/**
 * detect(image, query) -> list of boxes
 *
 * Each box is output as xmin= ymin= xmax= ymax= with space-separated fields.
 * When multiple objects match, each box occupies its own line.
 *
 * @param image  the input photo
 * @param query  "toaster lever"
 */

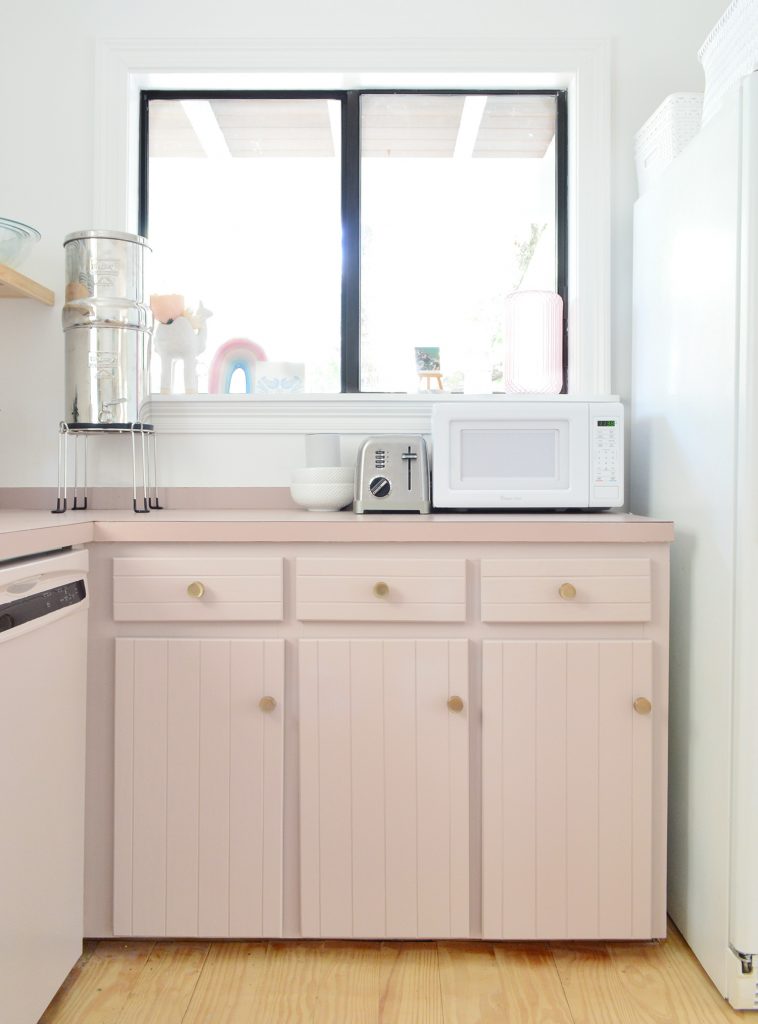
xmin=401 ymin=445 xmax=418 ymax=489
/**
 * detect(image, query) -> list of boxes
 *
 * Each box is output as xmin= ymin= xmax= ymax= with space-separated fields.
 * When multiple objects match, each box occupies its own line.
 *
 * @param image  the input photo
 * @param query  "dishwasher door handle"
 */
xmin=4 ymin=575 xmax=43 ymax=595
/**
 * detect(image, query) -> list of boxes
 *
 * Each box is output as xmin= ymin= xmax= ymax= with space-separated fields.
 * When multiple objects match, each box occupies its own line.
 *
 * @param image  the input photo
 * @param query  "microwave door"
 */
xmin=439 ymin=407 xmax=589 ymax=508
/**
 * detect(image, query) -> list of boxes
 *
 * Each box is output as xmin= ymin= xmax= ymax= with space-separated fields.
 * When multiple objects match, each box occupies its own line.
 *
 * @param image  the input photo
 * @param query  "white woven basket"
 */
xmin=634 ymin=93 xmax=704 ymax=195
xmin=699 ymin=0 xmax=758 ymax=123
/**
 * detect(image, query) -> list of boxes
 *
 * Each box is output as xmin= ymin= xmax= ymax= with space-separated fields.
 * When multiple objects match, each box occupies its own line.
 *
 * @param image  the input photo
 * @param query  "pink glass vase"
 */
xmin=502 ymin=290 xmax=563 ymax=394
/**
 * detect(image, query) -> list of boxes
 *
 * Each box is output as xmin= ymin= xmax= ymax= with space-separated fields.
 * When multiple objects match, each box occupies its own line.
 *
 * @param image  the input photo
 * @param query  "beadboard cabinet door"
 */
xmin=299 ymin=639 xmax=470 ymax=939
xmin=482 ymin=639 xmax=655 ymax=940
xmin=113 ymin=638 xmax=284 ymax=938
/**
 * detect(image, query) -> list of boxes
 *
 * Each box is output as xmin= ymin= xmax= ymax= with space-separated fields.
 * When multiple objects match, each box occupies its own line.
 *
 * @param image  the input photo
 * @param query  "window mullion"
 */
xmin=341 ymin=91 xmax=361 ymax=393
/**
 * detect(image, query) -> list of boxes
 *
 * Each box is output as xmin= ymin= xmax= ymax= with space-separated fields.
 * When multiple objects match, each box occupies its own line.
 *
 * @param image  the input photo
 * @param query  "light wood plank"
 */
xmin=314 ymin=941 xmax=390 ymax=1024
xmin=438 ymin=942 xmax=508 ymax=1024
xmin=551 ymin=942 xmax=637 ymax=1024
xmin=40 ymin=941 xmax=154 ymax=1024
xmin=182 ymin=942 xmax=267 ymax=1024
xmin=493 ymin=942 xmax=574 ymax=1024
xmin=114 ymin=941 xmax=210 ymax=1024
xmin=607 ymin=924 xmax=748 ymax=1024
xmin=0 ymin=261 xmax=54 ymax=304
xmin=41 ymin=928 xmax=751 ymax=1024
xmin=664 ymin=924 xmax=749 ymax=1022
xmin=379 ymin=943 xmax=444 ymax=1024
xmin=250 ymin=941 xmax=324 ymax=1023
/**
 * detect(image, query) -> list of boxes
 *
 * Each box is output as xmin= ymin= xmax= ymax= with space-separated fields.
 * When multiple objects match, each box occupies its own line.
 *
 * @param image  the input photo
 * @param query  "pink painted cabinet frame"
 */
xmin=100 ymin=535 xmax=669 ymax=943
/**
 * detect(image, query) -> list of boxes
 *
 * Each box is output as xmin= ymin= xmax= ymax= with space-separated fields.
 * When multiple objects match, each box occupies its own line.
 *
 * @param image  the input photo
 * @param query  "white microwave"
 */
xmin=431 ymin=398 xmax=623 ymax=510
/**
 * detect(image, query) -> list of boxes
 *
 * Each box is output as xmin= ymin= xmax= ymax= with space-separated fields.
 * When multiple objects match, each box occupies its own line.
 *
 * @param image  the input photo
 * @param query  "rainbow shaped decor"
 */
xmin=208 ymin=338 xmax=268 ymax=394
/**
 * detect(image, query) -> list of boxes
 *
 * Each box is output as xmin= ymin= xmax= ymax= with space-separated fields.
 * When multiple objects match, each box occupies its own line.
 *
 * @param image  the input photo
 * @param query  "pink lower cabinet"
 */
xmin=482 ymin=639 xmax=656 ymax=940
xmin=299 ymin=638 xmax=470 ymax=938
xmin=113 ymin=638 xmax=284 ymax=937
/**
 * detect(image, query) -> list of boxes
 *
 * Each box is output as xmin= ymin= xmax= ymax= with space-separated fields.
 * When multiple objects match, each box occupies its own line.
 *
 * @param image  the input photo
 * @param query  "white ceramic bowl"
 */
xmin=291 ymin=466 xmax=355 ymax=485
xmin=290 ymin=481 xmax=354 ymax=512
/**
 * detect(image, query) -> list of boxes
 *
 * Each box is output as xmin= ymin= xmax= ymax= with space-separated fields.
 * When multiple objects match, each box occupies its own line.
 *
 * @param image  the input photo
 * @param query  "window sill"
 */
xmin=143 ymin=392 xmax=611 ymax=434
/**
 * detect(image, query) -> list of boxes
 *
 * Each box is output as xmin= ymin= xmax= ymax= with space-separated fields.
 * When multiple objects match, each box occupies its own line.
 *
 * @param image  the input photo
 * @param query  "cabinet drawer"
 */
xmin=481 ymin=558 xmax=651 ymax=623
xmin=113 ymin=557 xmax=283 ymax=621
xmin=296 ymin=558 xmax=466 ymax=622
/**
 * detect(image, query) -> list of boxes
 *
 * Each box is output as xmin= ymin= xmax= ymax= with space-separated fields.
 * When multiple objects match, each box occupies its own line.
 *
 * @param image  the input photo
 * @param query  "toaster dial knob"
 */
xmin=369 ymin=475 xmax=391 ymax=498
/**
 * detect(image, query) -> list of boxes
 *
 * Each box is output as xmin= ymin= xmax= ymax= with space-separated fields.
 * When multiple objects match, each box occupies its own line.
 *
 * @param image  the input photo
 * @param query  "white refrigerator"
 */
xmin=632 ymin=71 xmax=758 ymax=1010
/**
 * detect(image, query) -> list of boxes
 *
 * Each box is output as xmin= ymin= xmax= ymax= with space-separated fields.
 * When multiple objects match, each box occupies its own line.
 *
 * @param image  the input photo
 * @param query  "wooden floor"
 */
xmin=39 ymin=922 xmax=750 ymax=1024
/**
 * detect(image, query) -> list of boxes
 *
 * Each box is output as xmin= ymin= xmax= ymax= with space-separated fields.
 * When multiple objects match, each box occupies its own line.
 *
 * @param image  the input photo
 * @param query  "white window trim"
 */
xmin=94 ymin=36 xmax=611 ymax=435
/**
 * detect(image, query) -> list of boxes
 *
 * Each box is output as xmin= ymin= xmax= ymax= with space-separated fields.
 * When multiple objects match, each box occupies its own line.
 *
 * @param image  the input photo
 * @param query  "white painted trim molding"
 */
xmin=94 ymin=36 xmax=611 ymax=425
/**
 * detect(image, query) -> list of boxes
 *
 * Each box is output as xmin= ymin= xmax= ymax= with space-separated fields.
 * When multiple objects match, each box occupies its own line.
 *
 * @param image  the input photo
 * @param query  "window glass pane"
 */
xmin=360 ymin=93 xmax=558 ymax=393
xmin=147 ymin=98 xmax=342 ymax=394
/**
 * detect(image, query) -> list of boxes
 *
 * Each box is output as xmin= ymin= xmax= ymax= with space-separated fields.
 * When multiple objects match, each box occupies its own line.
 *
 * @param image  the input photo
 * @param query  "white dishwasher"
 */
xmin=0 ymin=549 xmax=89 ymax=1024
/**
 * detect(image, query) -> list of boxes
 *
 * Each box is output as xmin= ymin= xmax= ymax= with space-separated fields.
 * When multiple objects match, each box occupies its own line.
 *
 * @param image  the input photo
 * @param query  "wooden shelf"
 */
xmin=0 ymin=263 xmax=54 ymax=305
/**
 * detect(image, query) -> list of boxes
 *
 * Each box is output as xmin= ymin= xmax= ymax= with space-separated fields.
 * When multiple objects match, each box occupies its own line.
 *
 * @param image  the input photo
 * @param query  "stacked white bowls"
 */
xmin=290 ymin=435 xmax=355 ymax=512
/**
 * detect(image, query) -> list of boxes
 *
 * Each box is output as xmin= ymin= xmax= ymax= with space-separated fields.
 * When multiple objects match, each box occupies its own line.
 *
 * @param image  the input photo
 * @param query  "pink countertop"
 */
xmin=0 ymin=509 xmax=674 ymax=562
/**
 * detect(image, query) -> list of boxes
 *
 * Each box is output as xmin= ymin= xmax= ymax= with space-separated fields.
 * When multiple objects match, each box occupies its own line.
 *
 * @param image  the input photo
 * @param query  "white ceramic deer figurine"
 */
xmin=154 ymin=302 xmax=213 ymax=394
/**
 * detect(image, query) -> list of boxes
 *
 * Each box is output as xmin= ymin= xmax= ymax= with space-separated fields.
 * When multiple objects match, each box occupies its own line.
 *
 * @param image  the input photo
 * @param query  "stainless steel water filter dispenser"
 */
xmin=62 ymin=230 xmax=152 ymax=427
xmin=54 ymin=230 xmax=161 ymax=513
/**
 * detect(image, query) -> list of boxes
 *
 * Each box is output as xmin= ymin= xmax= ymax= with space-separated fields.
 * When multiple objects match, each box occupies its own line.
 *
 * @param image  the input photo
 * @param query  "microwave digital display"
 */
xmin=460 ymin=428 xmax=558 ymax=481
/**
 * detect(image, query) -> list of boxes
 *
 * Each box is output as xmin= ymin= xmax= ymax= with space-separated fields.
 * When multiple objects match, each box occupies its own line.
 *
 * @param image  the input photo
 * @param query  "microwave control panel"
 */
xmin=589 ymin=402 xmax=624 ymax=507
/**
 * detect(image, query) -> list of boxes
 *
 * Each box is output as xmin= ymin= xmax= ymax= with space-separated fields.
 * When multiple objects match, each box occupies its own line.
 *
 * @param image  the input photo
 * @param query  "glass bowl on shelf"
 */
xmin=0 ymin=218 xmax=41 ymax=270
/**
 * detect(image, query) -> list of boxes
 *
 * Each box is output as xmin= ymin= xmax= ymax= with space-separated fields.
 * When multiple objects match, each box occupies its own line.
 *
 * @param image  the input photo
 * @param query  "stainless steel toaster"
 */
xmin=354 ymin=436 xmax=431 ymax=514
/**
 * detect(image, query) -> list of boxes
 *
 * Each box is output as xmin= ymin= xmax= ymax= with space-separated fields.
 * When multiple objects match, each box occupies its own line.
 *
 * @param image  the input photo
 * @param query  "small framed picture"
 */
xmin=415 ymin=346 xmax=441 ymax=373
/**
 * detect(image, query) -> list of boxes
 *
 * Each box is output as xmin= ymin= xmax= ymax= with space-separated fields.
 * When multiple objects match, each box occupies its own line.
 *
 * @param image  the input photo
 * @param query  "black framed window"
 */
xmin=140 ymin=89 xmax=567 ymax=395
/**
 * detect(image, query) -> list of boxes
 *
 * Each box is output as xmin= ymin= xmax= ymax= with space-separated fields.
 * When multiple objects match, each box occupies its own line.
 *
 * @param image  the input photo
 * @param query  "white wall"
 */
xmin=0 ymin=0 xmax=726 ymax=488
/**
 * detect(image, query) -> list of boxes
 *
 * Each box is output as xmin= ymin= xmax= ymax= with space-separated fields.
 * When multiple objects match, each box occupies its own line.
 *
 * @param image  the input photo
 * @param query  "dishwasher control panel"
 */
xmin=0 ymin=580 xmax=86 ymax=633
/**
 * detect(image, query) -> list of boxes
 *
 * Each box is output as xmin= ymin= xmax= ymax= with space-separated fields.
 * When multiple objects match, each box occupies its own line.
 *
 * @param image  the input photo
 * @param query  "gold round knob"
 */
xmin=447 ymin=695 xmax=464 ymax=713
xmin=259 ymin=696 xmax=277 ymax=713
xmin=373 ymin=581 xmax=390 ymax=598
xmin=633 ymin=697 xmax=652 ymax=715
xmin=187 ymin=581 xmax=205 ymax=599
xmin=558 ymin=582 xmax=577 ymax=600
